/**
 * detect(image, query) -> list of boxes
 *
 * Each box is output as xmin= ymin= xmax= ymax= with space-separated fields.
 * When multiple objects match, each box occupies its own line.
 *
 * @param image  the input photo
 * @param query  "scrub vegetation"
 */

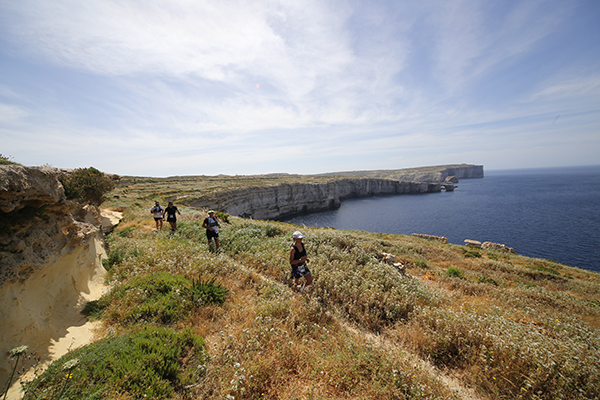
xmin=10 ymin=173 xmax=600 ymax=400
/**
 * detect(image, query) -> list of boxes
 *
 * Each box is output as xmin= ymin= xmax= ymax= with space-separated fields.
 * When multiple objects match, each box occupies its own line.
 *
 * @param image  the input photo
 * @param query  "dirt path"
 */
xmin=340 ymin=321 xmax=484 ymax=400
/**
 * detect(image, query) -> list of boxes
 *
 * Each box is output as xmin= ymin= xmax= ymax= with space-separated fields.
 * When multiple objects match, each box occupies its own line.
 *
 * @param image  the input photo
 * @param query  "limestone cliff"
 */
xmin=183 ymin=178 xmax=446 ymax=220
xmin=0 ymin=165 xmax=118 ymax=389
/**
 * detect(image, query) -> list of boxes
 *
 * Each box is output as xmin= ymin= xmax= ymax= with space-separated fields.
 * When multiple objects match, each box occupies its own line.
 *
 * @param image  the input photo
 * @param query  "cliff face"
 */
xmin=180 ymin=165 xmax=482 ymax=220
xmin=0 ymin=165 xmax=115 ymax=388
xmin=184 ymin=178 xmax=445 ymax=220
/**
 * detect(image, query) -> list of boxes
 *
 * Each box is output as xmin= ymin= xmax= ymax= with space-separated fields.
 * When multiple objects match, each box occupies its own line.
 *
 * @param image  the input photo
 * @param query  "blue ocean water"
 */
xmin=284 ymin=165 xmax=600 ymax=273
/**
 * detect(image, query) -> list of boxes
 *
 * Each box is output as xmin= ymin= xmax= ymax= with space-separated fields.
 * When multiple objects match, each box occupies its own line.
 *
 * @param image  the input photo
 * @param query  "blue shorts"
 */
xmin=291 ymin=262 xmax=311 ymax=279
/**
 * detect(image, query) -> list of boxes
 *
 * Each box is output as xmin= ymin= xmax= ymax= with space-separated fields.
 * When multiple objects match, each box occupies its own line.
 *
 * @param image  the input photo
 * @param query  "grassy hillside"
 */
xmin=10 ymin=179 xmax=600 ymax=400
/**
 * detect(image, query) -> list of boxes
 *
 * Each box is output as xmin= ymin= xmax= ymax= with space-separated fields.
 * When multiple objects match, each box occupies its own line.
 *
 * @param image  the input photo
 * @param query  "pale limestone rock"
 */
xmin=0 ymin=165 xmax=112 ymax=390
xmin=464 ymin=239 xmax=482 ymax=247
xmin=183 ymin=179 xmax=445 ymax=220
xmin=412 ymin=233 xmax=448 ymax=243
xmin=482 ymin=241 xmax=516 ymax=253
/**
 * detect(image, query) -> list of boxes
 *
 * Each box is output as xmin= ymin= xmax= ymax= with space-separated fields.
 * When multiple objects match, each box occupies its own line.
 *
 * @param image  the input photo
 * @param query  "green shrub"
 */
xmin=0 ymin=154 xmax=19 ymax=165
xmin=60 ymin=167 xmax=114 ymax=205
xmin=215 ymin=211 xmax=230 ymax=224
xmin=461 ymin=248 xmax=482 ymax=258
xmin=190 ymin=277 xmax=228 ymax=305
xmin=23 ymin=326 xmax=206 ymax=400
xmin=476 ymin=275 xmax=498 ymax=285
xmin=445 ymin=266 xmax=464 ymax=279
xmin=102 ymin=246 xmax=125 ymax=270
xmin=118 ymin=225 xmax=137 ymax=238
xmin=95 ymin=272 xmax=228 ymax=326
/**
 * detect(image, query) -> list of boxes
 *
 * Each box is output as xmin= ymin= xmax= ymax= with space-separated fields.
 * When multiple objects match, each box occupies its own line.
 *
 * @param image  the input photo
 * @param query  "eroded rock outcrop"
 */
xmin=482 ymin=241 xmax=516 ymax=253
xmin=412 ymin=233 xmax=448 ymax=243
xmin=0 ymin=165 xmax=118 ymax=389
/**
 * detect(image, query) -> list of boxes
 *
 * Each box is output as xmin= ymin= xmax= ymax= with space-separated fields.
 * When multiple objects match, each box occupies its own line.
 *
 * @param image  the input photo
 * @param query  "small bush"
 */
xmin=476 ymin=275 xmax=498 ymax=285
xmin=190 ymin=277 xmax=228 ymax=305
xmin=462 ymin=248 xmax=482 ymax=258
xmin=97 ymin=272 xmax=228 ymax=325
xmin=60 ymin=167 xmax=114 ymax=205
xmin=118 ymin=225 xmax=137 ymax=238
xmin=24 ymin=326 xmax=206 ymax=399
xmin=444 ymin=266 xmax=464 ymax=279
xmin=0 ymin=154 xmax=19 ymax=165
xmin=215 ymin=211 xmax=230 ymax=224
xmin=102 ymin=246 xmax=126 ymax=270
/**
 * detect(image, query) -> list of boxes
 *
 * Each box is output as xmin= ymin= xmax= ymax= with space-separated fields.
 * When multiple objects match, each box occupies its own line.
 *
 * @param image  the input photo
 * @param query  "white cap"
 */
xmin=292 ymin=231 xmax=304 ymax=239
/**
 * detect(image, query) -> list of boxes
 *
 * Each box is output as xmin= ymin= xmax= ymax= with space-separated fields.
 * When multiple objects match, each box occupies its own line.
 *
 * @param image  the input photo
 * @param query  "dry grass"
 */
xmin=19 ymin=176 xmax=598 ymax=400
xmin=81 ymin=193 xmax=600 ymax=399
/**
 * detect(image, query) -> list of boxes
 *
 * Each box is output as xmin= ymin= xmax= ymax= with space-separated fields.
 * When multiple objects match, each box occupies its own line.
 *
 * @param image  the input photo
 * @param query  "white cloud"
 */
xmin=0 ymin=0 xmax=598 ymax=175
xmin=0 ymin=103 xmax=29 ymax=123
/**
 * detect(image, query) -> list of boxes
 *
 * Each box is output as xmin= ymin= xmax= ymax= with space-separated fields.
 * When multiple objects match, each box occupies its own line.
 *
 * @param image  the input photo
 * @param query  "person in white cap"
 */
xmin=289 ymin=231 xmax=313 ymax=293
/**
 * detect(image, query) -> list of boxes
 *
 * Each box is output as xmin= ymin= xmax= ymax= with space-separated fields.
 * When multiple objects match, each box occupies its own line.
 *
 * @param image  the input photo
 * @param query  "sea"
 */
xmin=284 ymin=165 xmax=600 ymax=273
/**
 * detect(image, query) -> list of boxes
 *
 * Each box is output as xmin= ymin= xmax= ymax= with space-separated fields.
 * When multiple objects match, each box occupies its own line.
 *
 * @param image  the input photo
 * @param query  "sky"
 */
xmin=0 ymin=0 xmax=599 ymax=177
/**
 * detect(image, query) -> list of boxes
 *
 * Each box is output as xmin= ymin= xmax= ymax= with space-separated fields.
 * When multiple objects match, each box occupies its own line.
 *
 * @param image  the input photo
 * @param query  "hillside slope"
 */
xmin=3 ymin=165 xmax=598 ymax=400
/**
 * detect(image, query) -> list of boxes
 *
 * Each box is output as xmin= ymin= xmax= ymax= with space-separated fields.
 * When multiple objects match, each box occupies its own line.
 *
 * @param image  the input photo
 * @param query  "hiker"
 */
xmin=202 ymin=210 xmax=221 ymax=249
xmin=150 ymin=201 xmax=164 ymax=230
xmin=289 ymin=231 xmax=313 ymax=293
xmin=163 ymin=201 xmax=181 ymax=232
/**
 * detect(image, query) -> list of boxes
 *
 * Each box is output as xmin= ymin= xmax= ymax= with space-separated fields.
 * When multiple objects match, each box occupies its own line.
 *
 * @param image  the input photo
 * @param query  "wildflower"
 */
xmin=62 ymin=358 xmax=80 ymax=371
xmin=9 ymin=345 xmax=29 ymax=357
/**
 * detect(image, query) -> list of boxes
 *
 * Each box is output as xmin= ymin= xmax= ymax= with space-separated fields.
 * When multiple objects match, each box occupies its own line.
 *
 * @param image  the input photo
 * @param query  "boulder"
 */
xmin=464 ymin=239 xmax=482 ymax=247
xmin=381 ymin=252 xmax=406 ymax=275
xmin=412 ymin=233 xmax=448 ymax=243
xmin=482 ymin=241 xmax=516 ymax=253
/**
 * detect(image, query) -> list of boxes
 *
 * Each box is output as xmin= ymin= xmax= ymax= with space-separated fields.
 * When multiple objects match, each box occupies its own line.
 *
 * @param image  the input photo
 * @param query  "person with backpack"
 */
xmin=163 ymin=201 xmax=182 ymax=232
xmin=289 ymin=231 xmax=313 ymax=294
xmin=150 ymin=201 xmax=164 ymax=231
xmin=202 ymin=210 xmax=221 ymax=249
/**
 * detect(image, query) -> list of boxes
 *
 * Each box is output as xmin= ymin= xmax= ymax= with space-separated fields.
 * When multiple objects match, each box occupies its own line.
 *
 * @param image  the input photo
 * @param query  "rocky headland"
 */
xmin=179 ymin=164 xmax=483 ymax=219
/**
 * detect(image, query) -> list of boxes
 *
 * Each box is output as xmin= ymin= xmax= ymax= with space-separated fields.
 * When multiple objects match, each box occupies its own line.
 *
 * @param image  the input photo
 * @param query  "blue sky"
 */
xmin=1 ymin=0 xmax=599 ymax=177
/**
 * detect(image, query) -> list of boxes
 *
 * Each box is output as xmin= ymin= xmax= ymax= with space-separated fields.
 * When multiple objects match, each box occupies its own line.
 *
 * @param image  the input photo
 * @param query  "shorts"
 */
xmin=206 ymin=229 xmax=219 ymax=241
xmin=154 ymin=217 xmax=163 ymax=221
xmin=167 ymin=216 xmax=176 ymax=222
xmin=291 ymin=262 xmax=311 ymax=279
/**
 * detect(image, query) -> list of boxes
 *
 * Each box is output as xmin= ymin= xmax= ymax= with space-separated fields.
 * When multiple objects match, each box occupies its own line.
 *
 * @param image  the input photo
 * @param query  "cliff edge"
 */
xmin=180 ymin=165 xmax=482 ymax=220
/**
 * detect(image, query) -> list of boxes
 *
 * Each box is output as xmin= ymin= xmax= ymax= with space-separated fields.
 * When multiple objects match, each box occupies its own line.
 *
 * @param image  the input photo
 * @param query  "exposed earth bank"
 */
xmin=0 ymin=165 xmax=122 ymax=398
